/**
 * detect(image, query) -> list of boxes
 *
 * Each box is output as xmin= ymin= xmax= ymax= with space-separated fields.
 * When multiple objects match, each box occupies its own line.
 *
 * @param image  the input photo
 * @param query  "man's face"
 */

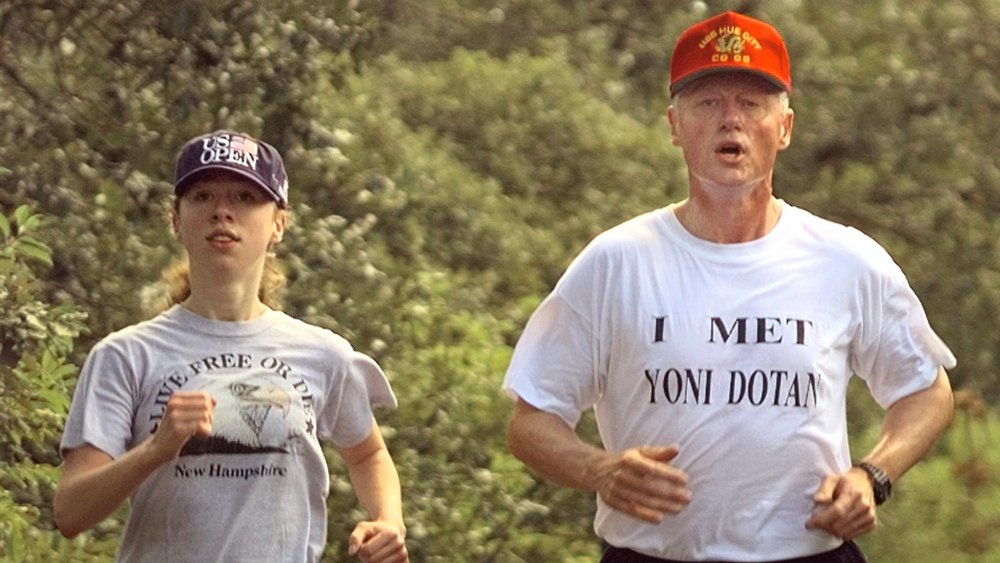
xmin=668 ymin=73 xmax=793 ymax=195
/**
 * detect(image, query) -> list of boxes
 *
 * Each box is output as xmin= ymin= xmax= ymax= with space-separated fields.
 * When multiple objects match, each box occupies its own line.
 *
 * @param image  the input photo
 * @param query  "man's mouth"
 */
xmin=717 ymin=142 xmax=745 ymax=156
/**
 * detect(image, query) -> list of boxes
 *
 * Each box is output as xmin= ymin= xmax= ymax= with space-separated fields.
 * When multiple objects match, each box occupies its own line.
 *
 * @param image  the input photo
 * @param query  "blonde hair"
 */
xmin=158 ymin=253 xmax=286 ymax=311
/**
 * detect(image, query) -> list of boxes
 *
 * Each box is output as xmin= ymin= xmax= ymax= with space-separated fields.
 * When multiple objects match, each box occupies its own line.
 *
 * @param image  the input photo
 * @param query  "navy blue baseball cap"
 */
xmin=174 ymin=130 xmax=289 ymax=207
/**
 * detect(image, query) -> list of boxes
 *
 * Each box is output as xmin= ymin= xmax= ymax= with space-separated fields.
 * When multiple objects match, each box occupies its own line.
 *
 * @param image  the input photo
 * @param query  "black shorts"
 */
xmin=600 ymin=541 xmax=868 ymax=563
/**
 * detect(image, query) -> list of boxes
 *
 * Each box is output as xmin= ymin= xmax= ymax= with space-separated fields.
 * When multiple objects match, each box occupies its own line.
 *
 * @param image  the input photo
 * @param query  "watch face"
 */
xmin=873 ymin=481 xmax=890 ymax=504
xmin=860 ymin=462 xmax=892 ymax=505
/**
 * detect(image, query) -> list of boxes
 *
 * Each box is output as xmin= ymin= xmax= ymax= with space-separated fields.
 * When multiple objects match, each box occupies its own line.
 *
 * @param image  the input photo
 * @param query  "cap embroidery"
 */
xmin=198 ymin=133 xmax=260 ymax=171
xmin=276 ymin=178 xmax=289 ymax=202
xmin=699 ymin=25 xmax=763 ymax=65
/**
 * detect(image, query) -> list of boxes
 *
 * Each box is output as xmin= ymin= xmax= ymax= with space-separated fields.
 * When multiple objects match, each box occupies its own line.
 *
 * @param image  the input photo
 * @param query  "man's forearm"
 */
xmin=862 ymin=368 xmax=953 ymax=481
xmin=506 ymin=399 xmax=611 ymax=491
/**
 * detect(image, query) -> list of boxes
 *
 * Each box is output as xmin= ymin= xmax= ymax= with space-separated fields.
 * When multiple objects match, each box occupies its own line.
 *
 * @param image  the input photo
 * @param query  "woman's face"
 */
xmin=172 ymin=172 xmax=286 ymax=277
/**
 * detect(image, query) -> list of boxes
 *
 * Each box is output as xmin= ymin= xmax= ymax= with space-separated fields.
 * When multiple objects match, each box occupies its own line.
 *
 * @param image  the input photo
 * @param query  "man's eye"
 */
xmin=236 ymin=190 xmax=258 ymax=202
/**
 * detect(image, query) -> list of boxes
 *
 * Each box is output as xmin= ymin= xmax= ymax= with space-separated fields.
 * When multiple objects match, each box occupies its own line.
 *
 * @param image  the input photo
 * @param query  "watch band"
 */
xmin=857 ymin=462 xmax=892 ymax=505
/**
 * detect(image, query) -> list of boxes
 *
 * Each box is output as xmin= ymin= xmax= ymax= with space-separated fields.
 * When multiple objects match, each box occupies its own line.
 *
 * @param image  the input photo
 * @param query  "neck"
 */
xmin=183 ymin=268 xmax=268 ymax=321
xmin=675 ymin=186 xmax=782 ymax=244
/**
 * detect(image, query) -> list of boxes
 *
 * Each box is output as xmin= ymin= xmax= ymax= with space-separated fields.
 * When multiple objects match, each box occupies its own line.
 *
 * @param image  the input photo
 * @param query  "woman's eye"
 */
xmin=236 ymin=190 xmax=259 ymax=202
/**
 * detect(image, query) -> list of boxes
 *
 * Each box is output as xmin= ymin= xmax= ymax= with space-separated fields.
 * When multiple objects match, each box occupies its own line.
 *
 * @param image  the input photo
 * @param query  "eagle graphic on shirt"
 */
xmin=179 ymin=371 xmax=313 ymax=456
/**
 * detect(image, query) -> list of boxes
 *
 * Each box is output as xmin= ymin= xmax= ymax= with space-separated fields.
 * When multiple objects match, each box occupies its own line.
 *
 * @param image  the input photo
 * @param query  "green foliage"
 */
xmin=0 ymin=206 xmax=97 ymax=561
xmin=379 ymin=49 xmax=683 ymax=261
xmin=1 ymin=0 xmax=999 ymax=560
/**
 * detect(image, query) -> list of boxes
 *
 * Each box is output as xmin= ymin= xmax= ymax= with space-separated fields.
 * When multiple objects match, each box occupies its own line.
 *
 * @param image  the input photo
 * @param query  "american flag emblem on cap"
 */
xmin=230 ymin=136 xmax=259 ymax=160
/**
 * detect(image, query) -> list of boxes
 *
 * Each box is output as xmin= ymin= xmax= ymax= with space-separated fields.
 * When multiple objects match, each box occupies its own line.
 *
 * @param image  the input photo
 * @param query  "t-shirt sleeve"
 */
xmin=60 ymin=340 xmax=138 ymax=459
xmin=317 ymin=349 xmax=396 ymax=448
xmin=850 ymin=248 xmax=956 ymax=408
xmin=503 ymin=246 xmax=604 ymax=428
xmin=351 ymin=352 xmax=398 ymax=410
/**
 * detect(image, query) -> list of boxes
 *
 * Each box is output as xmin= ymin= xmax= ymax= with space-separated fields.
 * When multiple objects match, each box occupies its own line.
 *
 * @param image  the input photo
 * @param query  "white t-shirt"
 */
xmin=61 ymin=305 xmax=397 ymax=563
xmin=504 ymin=203 xmax=955 ymax=561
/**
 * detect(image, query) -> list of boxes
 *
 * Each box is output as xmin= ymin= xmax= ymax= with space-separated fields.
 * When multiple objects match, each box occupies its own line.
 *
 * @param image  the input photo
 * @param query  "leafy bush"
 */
xmin=0 ymin=205 xmax=108 ymax=561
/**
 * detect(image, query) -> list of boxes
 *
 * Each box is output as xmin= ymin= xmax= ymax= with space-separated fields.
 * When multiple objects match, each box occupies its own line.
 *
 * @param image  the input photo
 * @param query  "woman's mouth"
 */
xmin=207 ymin=231 xmax=239 ymax=243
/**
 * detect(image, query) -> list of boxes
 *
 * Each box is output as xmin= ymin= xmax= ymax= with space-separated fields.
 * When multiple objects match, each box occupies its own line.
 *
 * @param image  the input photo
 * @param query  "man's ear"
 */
xmin=667 ymin=105 xmax=681 ymax=146
xmin=778 ymin=109 xmax=794 ymax=150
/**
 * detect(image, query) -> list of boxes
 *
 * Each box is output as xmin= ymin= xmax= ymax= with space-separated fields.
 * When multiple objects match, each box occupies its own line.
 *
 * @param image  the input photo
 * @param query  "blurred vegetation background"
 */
xmin=1 ymin=0 xmax=998 ymax=561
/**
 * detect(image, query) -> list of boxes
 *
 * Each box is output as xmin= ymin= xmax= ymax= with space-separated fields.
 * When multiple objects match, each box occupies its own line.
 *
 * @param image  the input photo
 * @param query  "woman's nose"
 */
xmin=211 ymin=195 xmax=234 ymax=219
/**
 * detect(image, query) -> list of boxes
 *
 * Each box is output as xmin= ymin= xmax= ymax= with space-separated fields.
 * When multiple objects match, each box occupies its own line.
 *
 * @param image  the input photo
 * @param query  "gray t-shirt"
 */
xmin=61 ymin=305 xmax=397 ymax=562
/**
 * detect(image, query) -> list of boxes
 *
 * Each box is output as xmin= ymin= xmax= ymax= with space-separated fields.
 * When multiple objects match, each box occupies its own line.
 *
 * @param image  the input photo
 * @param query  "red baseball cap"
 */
xmin=669 ymin=11 xmax=791 ymax=97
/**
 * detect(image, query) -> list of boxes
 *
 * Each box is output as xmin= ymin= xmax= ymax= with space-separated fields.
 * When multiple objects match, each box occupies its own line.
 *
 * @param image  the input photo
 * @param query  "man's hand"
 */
xmin=348 ymin=519 xmax=408 ymax=562
xmin=806 ymin=468 xmax=877 ymax=539
xmin=590 ymin=445 xmax=692 ymax=523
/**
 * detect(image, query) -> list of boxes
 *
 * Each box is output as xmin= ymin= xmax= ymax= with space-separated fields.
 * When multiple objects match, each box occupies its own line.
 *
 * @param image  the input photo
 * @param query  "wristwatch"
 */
xmin=857 ymin=462 xmax=892 ymax=505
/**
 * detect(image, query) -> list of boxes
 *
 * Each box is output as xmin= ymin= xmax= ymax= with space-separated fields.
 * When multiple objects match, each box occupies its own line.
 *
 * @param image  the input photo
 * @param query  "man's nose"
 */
xmin=719 ymin=100 xmax=744 ymax=130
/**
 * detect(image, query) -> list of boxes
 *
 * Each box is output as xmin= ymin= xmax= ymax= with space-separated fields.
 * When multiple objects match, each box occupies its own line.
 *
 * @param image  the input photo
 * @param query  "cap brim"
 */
xmin=671 ymin=68 xmax=788 ymax=97
xmin=174 ymin=165 xmax=284 ymax=206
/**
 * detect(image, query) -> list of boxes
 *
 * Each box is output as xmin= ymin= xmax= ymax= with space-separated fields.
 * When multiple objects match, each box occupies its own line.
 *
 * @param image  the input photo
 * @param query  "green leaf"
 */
xmin=19 ymin=214 xmax=43 ymax=233
xmin=0 ymin=215 xmax=10 ymax=239
xmin=15 ymin=236 xmax=51 ymax=254
xmin=12 ymin=205 xmax=31 ymax=227
xmin=12 ymin=238 xmax=52 ymax=267
xmin=32 ymin=389 xmax=70 ymax=412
